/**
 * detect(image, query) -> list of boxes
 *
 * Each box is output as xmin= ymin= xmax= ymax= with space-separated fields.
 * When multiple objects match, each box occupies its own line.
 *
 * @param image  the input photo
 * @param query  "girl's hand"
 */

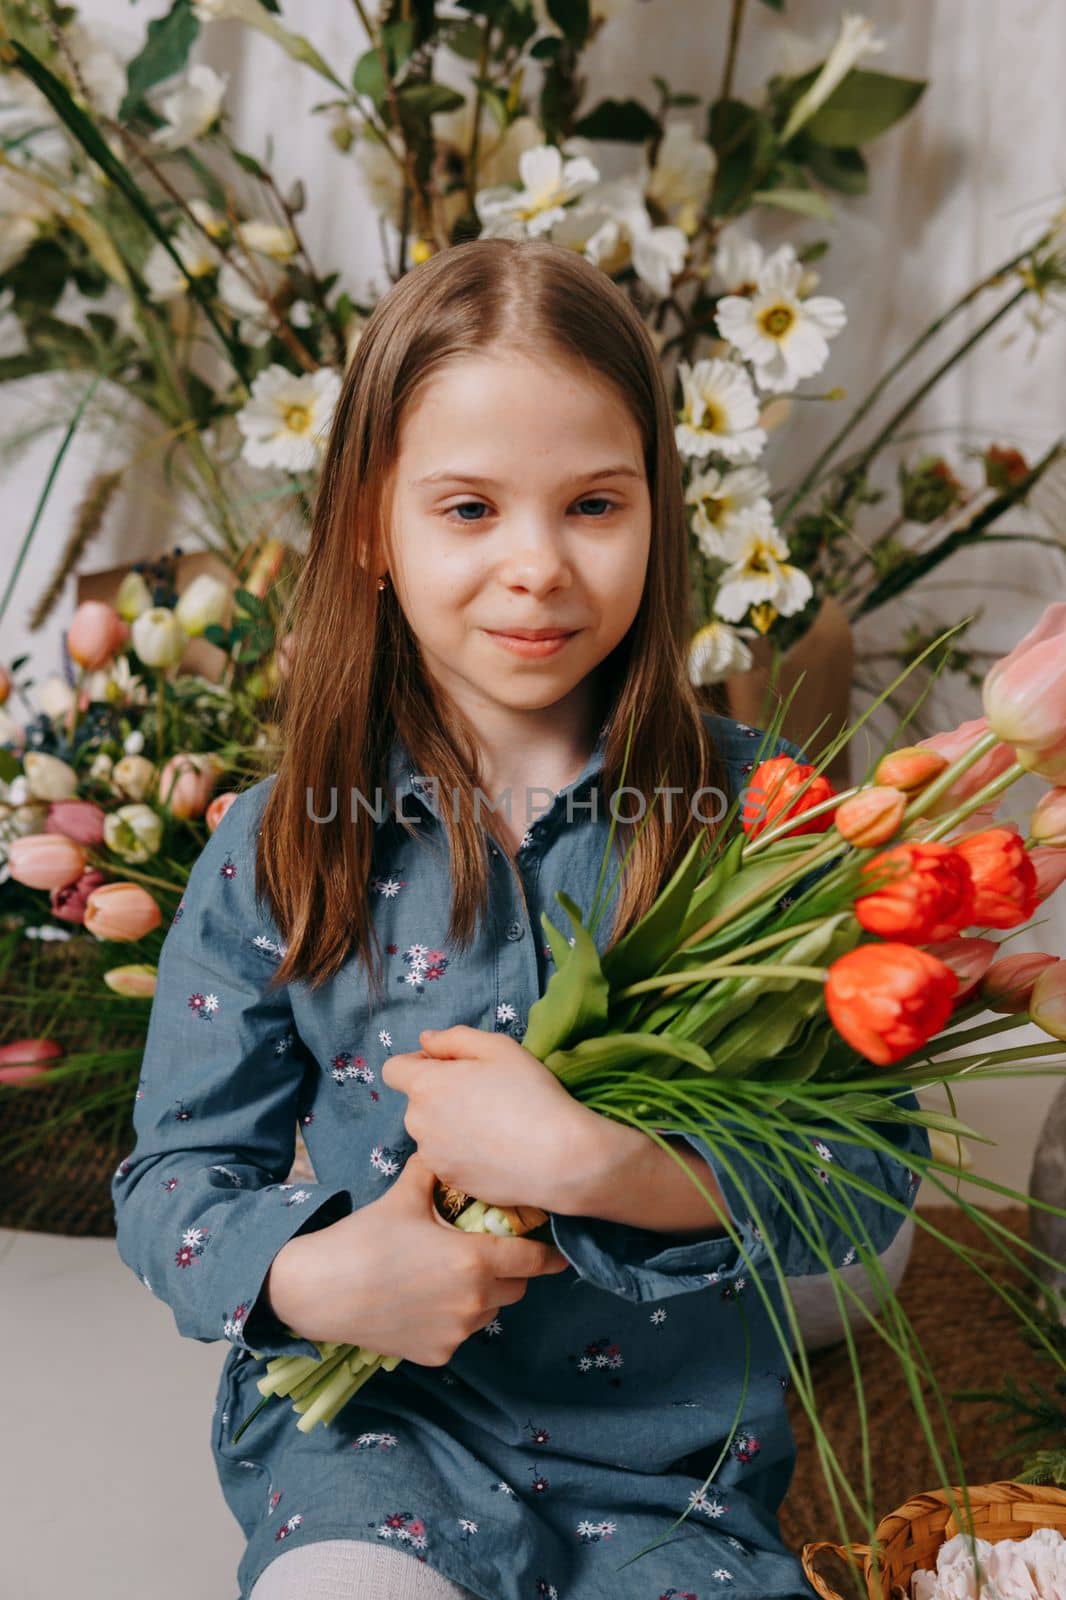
xmin=380 ymin=1024 xmax=598 ymax=1212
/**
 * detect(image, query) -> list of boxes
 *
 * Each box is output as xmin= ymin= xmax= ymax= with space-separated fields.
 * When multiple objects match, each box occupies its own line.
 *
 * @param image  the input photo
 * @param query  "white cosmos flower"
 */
xmin=642 ymin=122 xmax=716 ymax=237
xmin=476 ymin=144 xmax=600 ymax=239
xmin=188 ymin=197 xmax=229 ymax=238
xmin=355 ymin=131 xmax=406 ymax=229
xmin=781 ymin=13 xmax=886 ymax=144
xmin=685 ymin=465 xmax=772 ymax=558
xmin=236 ymin=364 xmax=342 ymax=471
xmin=65 ymin=20 xmax=126 ymax=118
xmin=151 ymin=65 xmax=228 ymax=150
xmin=144 ymin=223 xmax=219 ymax=301
xmin=715 ymin=243 xmax=846 ymax=393
xmin=713 ymin=506 xmax=813 ymax=623
xmin=235 ymin=220 xmax=297 ymax=260
xmin=675 ymin=358 xmax=767 ymax=463
xmin=687 ymin=620 xmax=754 ymax=685
xmin=553 ymin=176 xmax=687 ymax=297
xmin=714 ymin=230 xmax=765 ymax=294
xmin=218 ymin=260 xmax=271 ymax=320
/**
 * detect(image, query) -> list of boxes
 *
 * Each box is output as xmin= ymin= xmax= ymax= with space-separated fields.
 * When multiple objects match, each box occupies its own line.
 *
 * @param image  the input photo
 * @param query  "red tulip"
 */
xmin=50 ymin=867 xmax=106 ymax=924
xmin=84 ymin=881 xmax=162 ymax=941
xmin=8 ymin=832 xmax=87 ymax=891
xmin=951 ymin=827 xmax=1039 ymax=929
xmin=825 ymin=943 xmax=959 ymax=1066
xmin=741 ymin=755 xmax=836 ymax=840
xmin=45 ymin=799 xmax=107 ymax=848
xmin=981 ymin=952 xmax=1060 ymax=1014
xmin=854 ymin=841 xmax=975 ymax=944
xmin=0 ymin=1037 xmax=63 ymax=1086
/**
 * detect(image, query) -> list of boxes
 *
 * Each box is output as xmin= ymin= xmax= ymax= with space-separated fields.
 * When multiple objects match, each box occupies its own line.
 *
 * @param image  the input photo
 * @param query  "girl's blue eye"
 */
xmin=446 ymin=497 xmax=615 ymax=523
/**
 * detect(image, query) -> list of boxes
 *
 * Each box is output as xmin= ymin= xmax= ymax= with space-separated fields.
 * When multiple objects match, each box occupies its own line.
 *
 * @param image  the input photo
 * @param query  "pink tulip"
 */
xmin=982 ymin=602 xmax=1066 ymax=753
xmin=67 ymin=601 xmax=129 ymax=671
xmin=103 ymin=963 xmax=157 ymax=998
xmin=84 ymin=881 xmax=162 ymax=941
xmin=1031 ymin=788 xmax=1066 ymax=847
xmin=943 ymin=801 xmax=1005 ymax=841
xmin=51 ymin=867 xmax=106 ymax=924
xmin=1017 ymin=736 xmax=1066 ymax=783
xmin=923 ymin=937 xmax=999 ymax=1000
xmin=0 ymin=1036 xmax=62 ymax=1086
xmin=159 ymin=753 xmax=221 ymax=820
xmin=8 ymin=832 xmax=87 ymax=891
xmin=1031 ymin=844 xmax=1066 ymax=902
xmin=914 ymin=716 xmax=1017 ymax=818
xmin=45 ymin=799 xmax=107 ymax=848
xmin=206 ymin=792 xmax=238 ymax=832
xmin=981 ymin=952 xmax=1061 ymax=1013
xmin=1030 ymin=960 xmax=1066 ymax=1041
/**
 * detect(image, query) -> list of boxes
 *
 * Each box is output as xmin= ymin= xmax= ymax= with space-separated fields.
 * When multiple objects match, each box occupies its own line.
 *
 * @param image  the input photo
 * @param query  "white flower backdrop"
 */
xmin=2 ymin=0 xmax=1065 ymax=1194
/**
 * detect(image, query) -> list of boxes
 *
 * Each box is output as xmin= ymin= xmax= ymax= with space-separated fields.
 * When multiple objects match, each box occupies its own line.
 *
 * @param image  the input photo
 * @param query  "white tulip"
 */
xmin=37 ymin=673 xmax=76 ymax=719
xmin=131 ymin=606 xmax=189 ymax=668
xmin=115 ymin=570 xmax=153 ymax=622
xmin=104 ymin=803 xmax=163 ymax=864
xmin=23 ymin=751 xmax=79 ymax=802
xmin=111 ymin=755 xmax=157 ymax=803
xmin=175 ymin=574 xmax=230 ymax=637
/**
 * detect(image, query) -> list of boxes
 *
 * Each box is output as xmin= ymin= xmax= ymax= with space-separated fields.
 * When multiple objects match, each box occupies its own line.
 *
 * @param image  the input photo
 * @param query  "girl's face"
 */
xmin=386 ymin=346 xmax=652 ymax=729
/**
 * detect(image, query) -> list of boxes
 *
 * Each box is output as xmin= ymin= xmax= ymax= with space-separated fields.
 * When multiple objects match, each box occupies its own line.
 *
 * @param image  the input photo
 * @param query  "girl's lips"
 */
xmin=485 ymin=630 xmax=579 ymax=658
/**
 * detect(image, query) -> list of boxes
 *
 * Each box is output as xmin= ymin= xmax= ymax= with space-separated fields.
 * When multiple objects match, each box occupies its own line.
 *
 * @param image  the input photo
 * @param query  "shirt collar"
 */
xmin=384 ymin=709 xmax=613 ymax=826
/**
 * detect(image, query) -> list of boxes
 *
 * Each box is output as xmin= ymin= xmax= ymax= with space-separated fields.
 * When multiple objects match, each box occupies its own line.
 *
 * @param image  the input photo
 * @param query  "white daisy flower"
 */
xmin=716 ymin=243 xmax=846 ymax=394
xmin=496 ymin=1002 xmax=518 ymax=1025
xmin=650 ymin=1307 xmax=668 ymax=1325
xmin=675 ymin=359 xmax=767 ymax=463
xmin=375 ymin=877 xmax=403 ymax=898
xmin=378 ymin=1029 xmax=392 ymax=1047
xmin=151 ymin=64 xmax=228 ymax=150
xmin=143 ymin=222 xmax=219 ymax=302
xmin=458 ymin=1518 xmax=479 ymax=1535
xmin=476 ymin=143 xmax=600 ymax=239
xmin=65 ymin=20 xmax=126 ymax=119
xmin=355 ymin=131 xmax=407 ymax=229
xmin=202 ymin=993 xmax=219 ymax=1014
xmin=218 ymin=260 xmax=271 ymax=322
xmin=685 ymin=464 xmax=773 ymax=557
xmin=236 ymin=220 xmax=297 ymax=260
xmin=713 ymin=506 xmax=813 ymax=624
xmin=236 ymin=364 xmax=342 ymax=471
xmin=642 ymin=121 xmax=716 ymax=236
xmin=714 ymin=230 xmax=765 ymax=294
xmin=551 ymin=175 xmax=687 ymax=298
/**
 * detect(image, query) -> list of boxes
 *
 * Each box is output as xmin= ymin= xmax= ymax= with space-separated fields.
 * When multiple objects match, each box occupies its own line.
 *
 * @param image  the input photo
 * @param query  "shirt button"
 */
xmin=505 ymin=921 xmax=524 ymax=941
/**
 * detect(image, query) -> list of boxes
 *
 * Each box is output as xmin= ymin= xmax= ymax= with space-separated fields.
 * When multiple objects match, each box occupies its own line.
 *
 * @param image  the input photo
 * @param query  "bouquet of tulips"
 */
xmin=235 ymin=605 xmax=1066 ymax=1572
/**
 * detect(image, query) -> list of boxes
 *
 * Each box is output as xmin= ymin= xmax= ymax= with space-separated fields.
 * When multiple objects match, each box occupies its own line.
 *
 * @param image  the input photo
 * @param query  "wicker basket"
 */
xmin=802 ymin=1481 xmax=1066 ymax=1600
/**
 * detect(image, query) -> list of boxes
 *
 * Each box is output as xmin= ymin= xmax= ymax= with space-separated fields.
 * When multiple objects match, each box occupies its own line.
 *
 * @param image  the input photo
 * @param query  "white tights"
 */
xmin=248 ymin=1537 xmax=481 ymax=1599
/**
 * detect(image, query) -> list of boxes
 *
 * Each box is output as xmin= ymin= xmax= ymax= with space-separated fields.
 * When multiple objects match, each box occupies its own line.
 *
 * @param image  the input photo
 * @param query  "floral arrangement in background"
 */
xmin=0 ymin=0 xmax=1063 ymax=722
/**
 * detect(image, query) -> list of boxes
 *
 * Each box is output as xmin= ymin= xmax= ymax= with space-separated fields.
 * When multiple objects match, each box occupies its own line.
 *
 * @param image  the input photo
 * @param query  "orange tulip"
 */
xmin=981 ymin=952 xmax=1060 ymax=1013
xmin=206 ymin=792 xmax=238 ymax=832
xmin=7 ymin=832 xmax=87 ymax=891
xmin=740 ymin=755 xmax=836 ymax=840
xmin=854 ymin=841 xmax=974 ymax=943
xmin=84 ymin=881 xmax=162 ymax=941
xmin=66 ymin=600 xmax=128 ymax=671
xmin=951 ymin=827 xmax=1039 ymax=929
xmin=833 ymin=786 xmax=906 ymax=847
xmin=873 ymin=747 xmax=947 ymax=795
xmin=825 ymin=943 xmax=959 ymax=1065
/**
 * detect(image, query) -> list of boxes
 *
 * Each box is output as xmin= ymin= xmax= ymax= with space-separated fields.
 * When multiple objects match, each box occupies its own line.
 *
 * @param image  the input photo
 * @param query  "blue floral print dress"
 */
xmin=111 ymin=711 xmax=929 ymax=1600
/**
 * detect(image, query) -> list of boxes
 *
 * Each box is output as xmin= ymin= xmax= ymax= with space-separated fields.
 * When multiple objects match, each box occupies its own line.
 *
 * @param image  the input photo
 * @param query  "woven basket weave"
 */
xmin=802 ymin=1481 xmax=1066 ymax=1600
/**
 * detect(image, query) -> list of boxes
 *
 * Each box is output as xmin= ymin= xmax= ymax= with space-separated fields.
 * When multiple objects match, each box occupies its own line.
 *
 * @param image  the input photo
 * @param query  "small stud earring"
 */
xmin=377 ymin=574 xmax=388 ymax=592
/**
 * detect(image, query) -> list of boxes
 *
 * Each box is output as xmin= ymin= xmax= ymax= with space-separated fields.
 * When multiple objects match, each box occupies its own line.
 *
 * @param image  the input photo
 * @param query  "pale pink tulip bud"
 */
xmin=51 ymin=867 xmax=106 ymax=924
xmin=981 ymin=952 xmax=1060 ymax=1013
xmin=103 ymin=963 xmax=158 ymax=998
xmin=45 ymin=799 xmax=106 ymax=847
xmin=0 ymin=664 xmax=10 ymax=706
xmin=0 ymin=1037 xmax=62 ymax=1086
xmin=1017 ymin=736 xmax=1066 ymax=784
xmin=206 ymin=792 xmax=238 ymax=832
xmin=913 ymin=716 xmax=1017 ymax=818
xmin=159 ymin=753 xmax=222 ymax=819
xmin=1031 ymin=787 xmax=1066 ymax=847
xmin=924 ymin=937 xmax=999 ymax=1000
xmin=67 ymin=601 xmax=129 ymax=671
xmin=8 ymin=832 xmax=87 ymax=890
xmin=834 ymin=786 xmax=906 ymax=847
xmin=1031 ymin=845 xmax=1066 ymax=903
xmin=873 ymin=747 xmax=947 ymax=794
xmin=982 ymin=602 xmax=1066 ymax=752
xmin=84 ymin=881 xmax=162 ymax=941
xmin=1030 ymin=960 xmax=1066 ymax=1041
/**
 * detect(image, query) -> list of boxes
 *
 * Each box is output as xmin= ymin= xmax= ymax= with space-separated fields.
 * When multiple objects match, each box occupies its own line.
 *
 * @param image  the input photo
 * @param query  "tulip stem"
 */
xmin=920 ymin=1012 xmax=1037 ymax=1055
xmin=83 ymin=850 xmax=186 ymax=894
xmin=617 ymin=962 xmax=829 ymax=1000
xmin=742 ymin=786 xmax=861 ymax=856
xmin=899 ymin=729 xmax=1001 ymax=828
xmin=913 ymin=760 xmax=1027 ymax=844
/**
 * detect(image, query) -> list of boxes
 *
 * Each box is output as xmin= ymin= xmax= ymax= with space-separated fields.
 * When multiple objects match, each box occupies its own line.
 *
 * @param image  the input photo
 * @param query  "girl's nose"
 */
xmin=497 ymin=525 xmax=574 ymax=593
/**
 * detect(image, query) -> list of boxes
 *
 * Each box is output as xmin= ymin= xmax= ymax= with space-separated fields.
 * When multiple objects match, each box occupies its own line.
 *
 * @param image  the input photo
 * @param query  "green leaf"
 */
xmin=445 ymin=20 xmax=490 ymax=60
xmin=0 ymin=749 xmax=21 ymax=784
xmin=572 ymin=96 xmax=660 ymax=143
xmin=752 ymin=184 xmax=835 ymax=220
xmin=352 ymin=47 xmax=388 ymax=107
xmin=522 ymin=890 xmax=609 ymax=1060
xmin=202 ymin=623 xmax=230 ymax=650
xmin=381 ymin=18 xmax=416 ymax=69
xmin=707 ymin=98 xmax=775 ymax=215
xmin=529 ymin=34 xmax=562 ymax=60
xmin=396 ymin=82 xmax=467 ymax=119
xmin=804 ymin=142 xmax=868 ymax=194
xmin=544 ymin=1030 xmax=718 ymax=1087
xmin=602 ymin=827 xmax=711 ymax=992
xmin=759 ymin=0 xmax=785 ymax=9
xmin=546 ymin=0 xmax=590 ymax=45
xmin=120 ymin=0 xmax=200 ymax=121
xmin=233 ymin=586 xmax=267 ymax=618
xmin=801 ymin=69 xmax=926 ymax=148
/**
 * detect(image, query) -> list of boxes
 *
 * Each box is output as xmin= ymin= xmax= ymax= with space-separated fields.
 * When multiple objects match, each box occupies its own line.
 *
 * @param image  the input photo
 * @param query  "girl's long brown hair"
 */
xmin=258 ymin=236 xmax=730 ymax=1008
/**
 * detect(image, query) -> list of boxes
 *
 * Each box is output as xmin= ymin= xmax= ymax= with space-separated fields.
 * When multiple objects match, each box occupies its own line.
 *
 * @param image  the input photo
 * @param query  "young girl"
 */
xmin=112 ymin=237 xmax=927 ymax=1600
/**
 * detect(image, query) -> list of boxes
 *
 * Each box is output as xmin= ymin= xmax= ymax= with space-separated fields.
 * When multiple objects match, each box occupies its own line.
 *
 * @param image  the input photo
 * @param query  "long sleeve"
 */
xmin=110 ymin=781 xmax=352 ymax=1360
xmin=548 ymin=724 xmax=930 ymax=1302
